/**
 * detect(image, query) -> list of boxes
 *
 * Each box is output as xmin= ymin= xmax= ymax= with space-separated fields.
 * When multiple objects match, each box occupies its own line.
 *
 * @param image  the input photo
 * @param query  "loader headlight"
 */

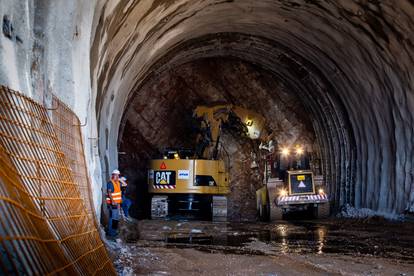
xmin=281 ymin=147 xmax=290 ymax=157
xmin=318 ymin=188 xmax=325 ymax=195
xmin=279 ymin=189 xmax=288 ymax=196
xmin=295 ymin=146 xmax=304 ymax=155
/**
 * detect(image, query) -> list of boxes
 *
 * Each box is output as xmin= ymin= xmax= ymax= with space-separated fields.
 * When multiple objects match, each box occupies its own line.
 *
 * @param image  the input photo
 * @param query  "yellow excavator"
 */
xmin=148 ymin=105 xmax=266 ymax=220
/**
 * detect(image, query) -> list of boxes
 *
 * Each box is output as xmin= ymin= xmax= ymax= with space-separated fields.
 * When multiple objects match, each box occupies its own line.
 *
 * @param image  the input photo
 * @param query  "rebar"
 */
xmin=0 ymin=86 xmax=115 ymax=275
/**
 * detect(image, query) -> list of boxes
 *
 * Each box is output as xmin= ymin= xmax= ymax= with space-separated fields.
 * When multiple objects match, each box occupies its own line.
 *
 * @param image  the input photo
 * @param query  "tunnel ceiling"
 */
xmin=91 ymin=0 xmax=414 ymax=215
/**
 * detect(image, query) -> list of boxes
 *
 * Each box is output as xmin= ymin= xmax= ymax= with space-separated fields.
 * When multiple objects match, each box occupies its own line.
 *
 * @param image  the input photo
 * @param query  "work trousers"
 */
xmin=121 ymin=196 xmax=132 ymax=217
xmin=107 ymin=204 xmax=120 ymax=236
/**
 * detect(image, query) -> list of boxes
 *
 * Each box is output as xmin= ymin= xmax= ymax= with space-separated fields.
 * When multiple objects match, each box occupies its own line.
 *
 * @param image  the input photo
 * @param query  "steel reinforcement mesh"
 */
xmin=0 ymin=86 xmax=115 ymax=275
xmin=51 ymin=95 xmax=97 ymax=226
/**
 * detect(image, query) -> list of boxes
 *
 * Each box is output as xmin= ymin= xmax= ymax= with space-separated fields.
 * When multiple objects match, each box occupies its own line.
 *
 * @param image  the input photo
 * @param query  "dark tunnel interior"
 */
xmin=117 ymin=54 xmax=340 ymax=220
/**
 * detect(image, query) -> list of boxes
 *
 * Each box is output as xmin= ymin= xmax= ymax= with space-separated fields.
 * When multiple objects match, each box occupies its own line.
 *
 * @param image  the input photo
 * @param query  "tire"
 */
xmin=270 ymin=202 xmax=283 ymax=221
xmin=259 ymin=202 xmax=263 ymax=218
xmin=257 ymin=196 xmax=263 ymax=220
xmin=257 ymin=197 xmax=267 ymax=221
xmin=257 ymin=190 xmax=269 ymax=221
xmin=315 ymin=203 xmax=330 ymax=219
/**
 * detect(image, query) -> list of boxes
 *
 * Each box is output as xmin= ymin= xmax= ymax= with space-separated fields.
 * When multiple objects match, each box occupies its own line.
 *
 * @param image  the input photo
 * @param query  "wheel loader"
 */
xmin=256 ymin=147 xmax=330 ymax=221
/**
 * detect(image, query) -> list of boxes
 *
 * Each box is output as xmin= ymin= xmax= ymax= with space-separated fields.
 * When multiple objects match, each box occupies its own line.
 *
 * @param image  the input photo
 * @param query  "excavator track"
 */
xmin=212 ymin=196 xmax=227 ymax=222
xmin=151 ymin=196 xmax=168 ymax=219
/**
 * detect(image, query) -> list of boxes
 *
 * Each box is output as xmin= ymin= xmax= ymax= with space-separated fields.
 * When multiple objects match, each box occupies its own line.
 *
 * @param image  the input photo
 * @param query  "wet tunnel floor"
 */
xmin=111 ymin=219 xmax=414 ymax=275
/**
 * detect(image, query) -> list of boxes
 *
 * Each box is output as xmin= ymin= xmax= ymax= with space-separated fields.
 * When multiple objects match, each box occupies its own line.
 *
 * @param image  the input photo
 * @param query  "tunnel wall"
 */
xmin=0 ymin=0 xmax=104 ymax=218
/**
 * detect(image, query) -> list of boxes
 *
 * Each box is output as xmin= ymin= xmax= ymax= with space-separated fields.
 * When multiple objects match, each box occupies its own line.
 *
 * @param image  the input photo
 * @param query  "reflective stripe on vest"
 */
xmin=106 ymin=180 xmax=122 ymax=204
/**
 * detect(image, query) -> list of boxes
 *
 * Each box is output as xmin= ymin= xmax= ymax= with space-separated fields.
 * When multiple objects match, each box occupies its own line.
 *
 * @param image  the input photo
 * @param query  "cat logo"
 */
xmin=154 ymin=171 xmax=176 ymax=186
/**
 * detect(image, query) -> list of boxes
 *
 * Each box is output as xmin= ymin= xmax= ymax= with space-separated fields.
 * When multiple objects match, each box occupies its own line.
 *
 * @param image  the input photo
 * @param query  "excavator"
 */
xmin=148 ymin=104 xmax=330 ymax=221
xmin=147 ymin=105 xmax=266 ymax=221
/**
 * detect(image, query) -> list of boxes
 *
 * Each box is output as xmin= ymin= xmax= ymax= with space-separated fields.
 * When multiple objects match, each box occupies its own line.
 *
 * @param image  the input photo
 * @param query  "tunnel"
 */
xmin=90 ymin=0 xmax=413 ymax=217
xmin=117 ymin=55 xmax=321 ymax=220
xmin=0 ymin=0 xmax=414 ymax=274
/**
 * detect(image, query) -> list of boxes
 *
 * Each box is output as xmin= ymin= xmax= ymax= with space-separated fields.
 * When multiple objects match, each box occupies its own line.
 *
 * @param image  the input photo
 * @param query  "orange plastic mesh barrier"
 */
xmin=0 ymin=86 xmax=115 ymax=275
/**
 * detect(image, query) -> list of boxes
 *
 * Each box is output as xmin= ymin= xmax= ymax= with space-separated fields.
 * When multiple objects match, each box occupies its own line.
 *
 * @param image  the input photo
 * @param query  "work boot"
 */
xmin=112 ymin=219 xmax=119 ymax=230
xmin=106 ymin=228 xmax=118 ymax=239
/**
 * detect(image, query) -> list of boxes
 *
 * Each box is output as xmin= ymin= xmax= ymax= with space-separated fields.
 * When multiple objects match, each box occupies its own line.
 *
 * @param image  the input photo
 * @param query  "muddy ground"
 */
xmin=105 ymin=218 xmax=414 ymax=275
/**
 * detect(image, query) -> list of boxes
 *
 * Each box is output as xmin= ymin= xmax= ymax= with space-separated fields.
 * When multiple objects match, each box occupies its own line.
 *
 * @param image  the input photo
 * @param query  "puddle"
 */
xmin=135 ymin=220 xmax=414 ymax=262
xmin=165 ymin=235 xmax=214 ymax=245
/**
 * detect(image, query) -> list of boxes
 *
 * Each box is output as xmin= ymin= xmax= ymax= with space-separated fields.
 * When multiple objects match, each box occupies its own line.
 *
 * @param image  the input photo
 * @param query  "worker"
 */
xmin=106 ymin=169 xmax=122 ymax=237
xmin=120 ymin=176 xmax=132 ymax=221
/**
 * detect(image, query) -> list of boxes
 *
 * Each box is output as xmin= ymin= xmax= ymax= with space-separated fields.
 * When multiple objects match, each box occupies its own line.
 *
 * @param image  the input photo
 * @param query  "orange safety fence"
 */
xmin=0 ymin=86 xmax=115 ymax=275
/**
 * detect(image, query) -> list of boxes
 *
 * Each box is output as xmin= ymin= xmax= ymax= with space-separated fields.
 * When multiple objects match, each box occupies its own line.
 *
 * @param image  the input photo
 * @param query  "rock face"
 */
xmin=0 ymin=1 xmax=413 ymax=219
xmin=118 ymin=58 xmax=315 ymax=220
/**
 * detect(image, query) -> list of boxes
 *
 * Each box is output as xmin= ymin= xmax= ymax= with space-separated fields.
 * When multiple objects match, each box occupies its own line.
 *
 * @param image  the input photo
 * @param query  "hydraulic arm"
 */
xmin=193 ymin=105 xmax=266 ymax=159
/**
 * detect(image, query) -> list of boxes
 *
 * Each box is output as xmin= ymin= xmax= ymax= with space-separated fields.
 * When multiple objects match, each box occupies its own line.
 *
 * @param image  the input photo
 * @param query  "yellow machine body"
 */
xmin=148 ymin=159 xmax=230 ymax=195
xmin=194 ymin=105 xmax=266 ymax=140
xmin=148 ymin=105 xmax=266 ymax=219
xmin=231 ymin=106 xmax=266 ymax=140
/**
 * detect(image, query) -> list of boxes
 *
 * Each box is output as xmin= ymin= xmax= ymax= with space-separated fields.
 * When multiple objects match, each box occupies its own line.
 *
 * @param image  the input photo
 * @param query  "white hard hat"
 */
xmin=111 ymin=169 xmax=120 ymax=175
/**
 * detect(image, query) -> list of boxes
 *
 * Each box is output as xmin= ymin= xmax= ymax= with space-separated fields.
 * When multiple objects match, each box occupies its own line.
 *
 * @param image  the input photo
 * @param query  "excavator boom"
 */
xmin=194 ymin=105 xmax=266 ymax=159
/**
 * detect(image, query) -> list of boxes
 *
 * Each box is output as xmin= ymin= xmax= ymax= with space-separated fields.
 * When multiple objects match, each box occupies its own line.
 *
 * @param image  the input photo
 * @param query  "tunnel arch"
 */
xmin=117 ymin=33 xmax=356 ymax=213
xmin=91 ymin=0 xmax=414 ymax=215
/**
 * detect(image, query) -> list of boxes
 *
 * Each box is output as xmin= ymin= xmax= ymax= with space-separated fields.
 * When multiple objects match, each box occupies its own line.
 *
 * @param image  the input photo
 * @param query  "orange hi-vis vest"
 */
xmin=106 ymin=180 xmax=122 ymax=204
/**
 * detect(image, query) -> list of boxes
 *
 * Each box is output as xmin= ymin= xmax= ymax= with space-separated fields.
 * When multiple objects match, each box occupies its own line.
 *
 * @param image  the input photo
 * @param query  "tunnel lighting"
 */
xmin=318 ymin=188 xmax=325 ymax=195
xmin=281 ymin=147 xmax=290 ymax=157
xmin=174 ymin=153 xmax=180 ymax=159
xmin=279 ymin=189 xmax=288 ymax=197
xmin=295 ymin=146 xmax=304 ymax=155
